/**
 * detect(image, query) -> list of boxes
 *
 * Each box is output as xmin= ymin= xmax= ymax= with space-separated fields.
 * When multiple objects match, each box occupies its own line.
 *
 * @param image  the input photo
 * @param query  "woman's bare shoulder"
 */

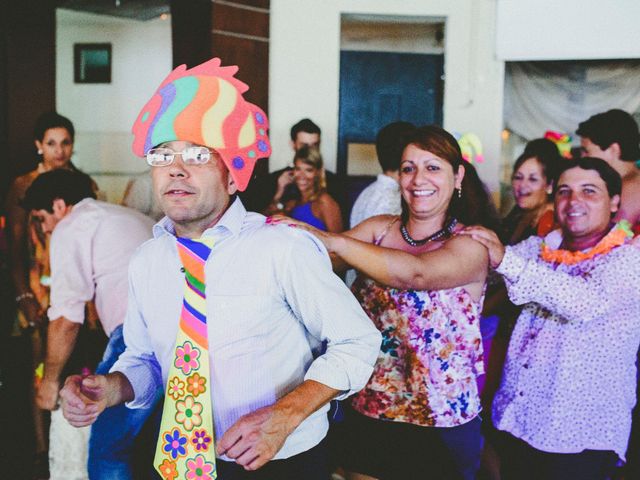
xmin=446 ymin=231 xmax=490 ymax=262
xmin=364 ymin=214 xmax=398 ymax=227
xmin=347 ymin=214 xmax=399 ymax=242
xmin=316 ymin=191 xmax=339 ymax=206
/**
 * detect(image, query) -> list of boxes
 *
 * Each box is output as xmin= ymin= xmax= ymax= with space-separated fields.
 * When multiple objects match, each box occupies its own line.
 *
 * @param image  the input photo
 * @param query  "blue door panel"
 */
xmin=338 ymin=50 xmax=444 ymax=175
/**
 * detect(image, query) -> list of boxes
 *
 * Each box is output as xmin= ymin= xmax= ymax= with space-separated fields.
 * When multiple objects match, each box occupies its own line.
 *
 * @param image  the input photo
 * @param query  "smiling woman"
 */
xmin=270 ymin=125 xmax=499 ymax=480
xmin=268 ymin=145 xmax=343 ymax=232
xmin=501 ymin=146 xmax=558 ymax=245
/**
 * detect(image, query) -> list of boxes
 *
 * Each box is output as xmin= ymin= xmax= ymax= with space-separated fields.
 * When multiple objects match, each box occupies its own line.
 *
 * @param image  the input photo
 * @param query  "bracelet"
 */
xmin=15 ymin=292 xmax=35 ymax=303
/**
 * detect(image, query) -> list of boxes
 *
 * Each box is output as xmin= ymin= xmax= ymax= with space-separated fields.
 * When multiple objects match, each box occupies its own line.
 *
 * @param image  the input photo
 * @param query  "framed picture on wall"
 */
xmin=74 ymin=43 xmax=112 ymax=83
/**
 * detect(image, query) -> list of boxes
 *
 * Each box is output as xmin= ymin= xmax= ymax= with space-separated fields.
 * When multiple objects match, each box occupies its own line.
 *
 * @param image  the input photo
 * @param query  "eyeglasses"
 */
xmin=146 ymin=146 xmax=214 ymax=167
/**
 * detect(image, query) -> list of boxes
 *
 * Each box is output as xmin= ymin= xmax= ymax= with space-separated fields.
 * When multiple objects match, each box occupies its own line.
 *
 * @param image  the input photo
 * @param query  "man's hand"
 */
xmin=218 ymin=380 xmax=339 ymax=471
xmin=59 ymin=372 xmax=134 ymax=428
xmin=461 ymin=226 xmax=506 ymax=269
xmin=59 ymin=374 xmax=109 ymax=427
xmin=36 ymin=377 xmax=60 ymax=410
xmin=217 ymin=404 xmax=296 ymax=471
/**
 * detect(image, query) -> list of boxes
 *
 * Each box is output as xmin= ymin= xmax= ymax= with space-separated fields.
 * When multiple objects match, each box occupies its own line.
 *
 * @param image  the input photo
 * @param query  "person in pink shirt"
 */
xmin=22 ymin=168 xmax=155 ymax=478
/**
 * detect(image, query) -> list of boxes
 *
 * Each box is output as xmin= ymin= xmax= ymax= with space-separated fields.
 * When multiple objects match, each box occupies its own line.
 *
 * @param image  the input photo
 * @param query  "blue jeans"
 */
xmin=88 ymin=325 xmax=159 ymax=480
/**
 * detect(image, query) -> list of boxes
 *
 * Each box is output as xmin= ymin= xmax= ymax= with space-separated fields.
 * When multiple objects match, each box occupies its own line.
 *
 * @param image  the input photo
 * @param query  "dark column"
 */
xmin=170 ymin=0 xmax=213 ymax=69
xmin=1 ymin=0 xmax=56 ymax=199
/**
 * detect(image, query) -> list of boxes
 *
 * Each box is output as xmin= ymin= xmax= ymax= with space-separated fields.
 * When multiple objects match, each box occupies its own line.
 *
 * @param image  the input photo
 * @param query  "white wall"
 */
xmin=497 ymin=0 xmax=640 ymax=61
xmin=56 ymin=9 xmax=172 ymax=201
xmin=269 ymin=0 xmax=505 ymax=193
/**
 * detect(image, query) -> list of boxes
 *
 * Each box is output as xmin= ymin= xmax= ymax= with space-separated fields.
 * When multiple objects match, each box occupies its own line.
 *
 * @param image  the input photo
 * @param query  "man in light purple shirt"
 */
xmin=463 ymin=157 xmax=640 ymax=480
xmin=23 ymin=168 xmax=154 ymax=478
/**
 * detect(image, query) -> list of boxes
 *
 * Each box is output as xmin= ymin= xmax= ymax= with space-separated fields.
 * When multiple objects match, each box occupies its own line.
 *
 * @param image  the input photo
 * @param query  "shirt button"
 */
xmin=180 ymin=267 xmax=185 ymax=273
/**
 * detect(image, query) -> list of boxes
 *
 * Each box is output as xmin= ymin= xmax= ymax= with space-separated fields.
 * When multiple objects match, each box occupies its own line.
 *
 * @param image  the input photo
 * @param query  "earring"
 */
xmin=37 ymin=149 xmax=43 ymax=155
xmin=457 ymin=187 xmax=462 ymax=199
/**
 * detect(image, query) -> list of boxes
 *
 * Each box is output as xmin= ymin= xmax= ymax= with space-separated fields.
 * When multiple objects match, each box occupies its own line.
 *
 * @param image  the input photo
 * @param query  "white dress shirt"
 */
xmin=48 ymin=198 xmax=154 ymax=336
xmin=492 ymin=228 xmax=640 ymax=460
xmin=112 ymin=198 xmax=380 ymax=460
xmin=350 ymin=174 xmax=401 ymax=228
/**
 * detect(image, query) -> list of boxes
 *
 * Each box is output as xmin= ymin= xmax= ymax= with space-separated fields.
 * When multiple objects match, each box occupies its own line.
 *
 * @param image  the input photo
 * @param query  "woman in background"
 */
xmin=5 ymin=112 xmax=97 ymax=480
xmin=268 ymin=145 xmax=343 ymax=232
xmin=501 ymin=140 xmax=560 ymax=243
xmin=5 ymin=112 xmax=78 ymax=479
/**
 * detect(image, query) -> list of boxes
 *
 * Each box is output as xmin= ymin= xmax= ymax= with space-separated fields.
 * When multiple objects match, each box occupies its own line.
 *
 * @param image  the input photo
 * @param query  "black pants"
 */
xmin=331 ymin=405 xmax=482 ymax=480
xmin=498 ymin=432 xmax=618 ymax=480
xmin=216 ymin=439 xmax=329 ymax=480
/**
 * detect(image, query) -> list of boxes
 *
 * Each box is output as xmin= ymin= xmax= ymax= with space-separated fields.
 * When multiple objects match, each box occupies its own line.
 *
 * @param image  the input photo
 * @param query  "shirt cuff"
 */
xmin=495 ymin=246 xmax=529 ymax=284
xmin=47 ymin=302 xmax=85 ymax=324
xmin=304 ymin=356 xmax=376 ymax=401
xmin=110 ymin=355 xmax=162 ymax=409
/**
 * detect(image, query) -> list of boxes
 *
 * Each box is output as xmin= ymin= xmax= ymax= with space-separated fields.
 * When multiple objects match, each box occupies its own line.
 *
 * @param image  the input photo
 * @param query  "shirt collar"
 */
xmin=543 ymin=228 xmax=563 ymax=250
xmin=73 ymin=197 xmax=95 ymax=209
xmin=152 ymin=197 xmax=247 ymax=239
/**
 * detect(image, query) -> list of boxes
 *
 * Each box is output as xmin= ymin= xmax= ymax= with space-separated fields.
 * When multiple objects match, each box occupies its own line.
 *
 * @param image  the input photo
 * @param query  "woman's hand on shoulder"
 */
xmin=267 ymin=214 xmax=338 ymax=251
xmin=459 ymin=225 xmax=505 ymax=269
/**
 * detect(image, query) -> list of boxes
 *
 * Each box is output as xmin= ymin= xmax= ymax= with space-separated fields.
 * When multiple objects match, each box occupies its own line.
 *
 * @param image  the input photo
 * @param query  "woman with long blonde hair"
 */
xmin=268 ymin=145 xmax=343 ymax=232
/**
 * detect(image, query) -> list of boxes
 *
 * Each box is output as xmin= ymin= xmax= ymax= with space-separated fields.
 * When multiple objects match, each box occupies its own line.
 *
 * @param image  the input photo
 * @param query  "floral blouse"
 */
xmin=350 ymin=275 xmax=484 ymax=428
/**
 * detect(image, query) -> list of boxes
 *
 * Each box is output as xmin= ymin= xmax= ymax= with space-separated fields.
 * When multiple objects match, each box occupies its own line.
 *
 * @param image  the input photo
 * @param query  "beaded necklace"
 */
xmin=400 ymin=218 xmax=458 ymax=247
xmin=539 ymin=220 xmax=633 ymax=265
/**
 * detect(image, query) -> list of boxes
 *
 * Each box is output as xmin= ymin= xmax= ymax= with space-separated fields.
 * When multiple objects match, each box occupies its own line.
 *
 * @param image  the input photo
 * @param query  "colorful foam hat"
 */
xmin=544 ymin=130 xmax=572 ymax=159
xmin=454 ymin=132 xmax=484 ymax=164
xmin=131 ymin=58 xmax=271 ymax=191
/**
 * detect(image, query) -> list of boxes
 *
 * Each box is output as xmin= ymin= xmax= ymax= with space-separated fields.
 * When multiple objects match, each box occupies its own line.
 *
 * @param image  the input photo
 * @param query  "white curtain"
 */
xmin=504 ymin=60 xmax=640 ymax=142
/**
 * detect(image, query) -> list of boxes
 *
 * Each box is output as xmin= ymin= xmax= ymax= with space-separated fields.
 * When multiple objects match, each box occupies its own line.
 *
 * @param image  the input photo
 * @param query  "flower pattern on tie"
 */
xmin=155 ymin=237 xmax=217 ymax=479
xmin=350 ymin=276 xmax=484 ymax=427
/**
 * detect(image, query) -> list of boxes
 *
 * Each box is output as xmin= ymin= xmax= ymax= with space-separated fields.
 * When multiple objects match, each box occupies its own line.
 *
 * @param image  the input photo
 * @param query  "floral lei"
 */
xmin=539 ymin=220 xmax=633 ymax=265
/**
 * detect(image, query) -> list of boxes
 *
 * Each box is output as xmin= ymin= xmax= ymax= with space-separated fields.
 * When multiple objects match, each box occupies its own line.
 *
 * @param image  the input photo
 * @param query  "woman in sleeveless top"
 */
xmin=267 ymin=145 xmax=342 ymax=232
xmin=272 ymin=125 xmax=495 ymax=480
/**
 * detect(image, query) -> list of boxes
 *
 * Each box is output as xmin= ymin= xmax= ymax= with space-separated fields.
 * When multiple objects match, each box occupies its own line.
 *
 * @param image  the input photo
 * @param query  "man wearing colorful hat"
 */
xmin=59 ymin=58 xmax=380 ymax=479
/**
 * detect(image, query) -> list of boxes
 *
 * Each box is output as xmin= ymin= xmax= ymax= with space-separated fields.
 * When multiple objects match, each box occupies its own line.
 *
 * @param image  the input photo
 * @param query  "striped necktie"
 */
xmin=155 ymin=237 xmax=217 ymax=480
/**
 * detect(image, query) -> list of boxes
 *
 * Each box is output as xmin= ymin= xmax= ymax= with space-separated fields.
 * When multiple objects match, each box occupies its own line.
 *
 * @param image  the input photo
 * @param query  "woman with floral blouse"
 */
xmin=274 ymin=125 xmax=496 ymax=480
